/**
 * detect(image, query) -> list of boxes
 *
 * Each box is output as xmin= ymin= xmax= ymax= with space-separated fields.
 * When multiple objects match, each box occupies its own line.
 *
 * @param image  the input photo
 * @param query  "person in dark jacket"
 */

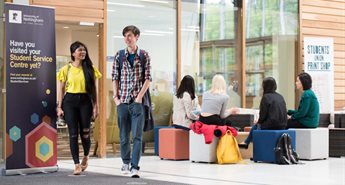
xmin=286 ymin=72 xmax=319 ymax=128
xmin=239 ymin=77 xmax=287 ymax=149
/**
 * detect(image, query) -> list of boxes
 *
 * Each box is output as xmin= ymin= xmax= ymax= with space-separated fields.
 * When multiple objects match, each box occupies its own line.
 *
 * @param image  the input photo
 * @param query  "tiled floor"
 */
xmin=58 ymin=156 xmax=345 ymax=185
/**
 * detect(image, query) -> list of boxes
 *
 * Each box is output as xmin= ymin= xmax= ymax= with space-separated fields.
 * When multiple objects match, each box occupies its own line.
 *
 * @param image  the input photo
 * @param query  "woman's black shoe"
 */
xmin=238 ymin=143 xmax=249 ymax=149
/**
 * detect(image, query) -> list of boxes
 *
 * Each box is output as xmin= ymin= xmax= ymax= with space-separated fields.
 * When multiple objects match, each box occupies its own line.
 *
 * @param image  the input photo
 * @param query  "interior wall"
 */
xmin=300 ymin=0 xmax=345 ymax=111
xmin=31 ymin=0 xmax=105 ymax=23
xmin=72 ymin=31 xmax=99 ymax=67
xmin=56 ymin=27 xmax=99 ymax=67
xmin=56 ymin=29 xmax=72 ymax=56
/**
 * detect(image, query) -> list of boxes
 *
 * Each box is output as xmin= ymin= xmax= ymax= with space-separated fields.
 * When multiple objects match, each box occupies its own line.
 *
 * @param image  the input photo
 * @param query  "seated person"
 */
xmin=199 ymin=75 xmax=238 ymax=126
xmin=239 ymin=77 xmax=287 ymax=149
xmin=287 ymin=72 xmax=320 ymax=128
xmin=172 ymin=75 xmax=200 ymax=131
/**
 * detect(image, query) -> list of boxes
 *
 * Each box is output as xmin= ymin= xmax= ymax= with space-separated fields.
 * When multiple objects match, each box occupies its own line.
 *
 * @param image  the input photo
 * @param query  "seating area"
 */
xmin=252 ymin=130 xmax=296 ymax=163
xmin=89 ymin=102 xmax=344 ymax=166
xmin=154 ymin=112 xmax=345 ymax=166
xmin=290 ymin=128 xmax=329 ymax=160
xmin=189 ymin=130 xmax=219 ymax=163
xmin=158 ymin=128 xmax=189 ymax=160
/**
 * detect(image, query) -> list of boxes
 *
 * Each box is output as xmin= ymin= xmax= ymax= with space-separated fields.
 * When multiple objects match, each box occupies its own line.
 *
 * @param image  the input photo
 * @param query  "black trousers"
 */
xmin=199 ymin=114 xmax=232 ymax=126
xmin=286 ymin=119 xmax=316 ymax=129
xmin=63 ymin=93 xmax=93 ymax=164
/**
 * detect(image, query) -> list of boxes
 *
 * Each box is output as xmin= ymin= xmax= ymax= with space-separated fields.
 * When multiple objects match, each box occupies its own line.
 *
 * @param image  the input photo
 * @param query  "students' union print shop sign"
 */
xmin=4 ymin=3 xmax=57 ymax=175
xmin=304 ymin=37 xmax=334 ymax=113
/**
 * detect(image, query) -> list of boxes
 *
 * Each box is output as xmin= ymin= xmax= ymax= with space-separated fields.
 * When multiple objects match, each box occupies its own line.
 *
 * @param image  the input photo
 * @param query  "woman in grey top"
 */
xmin=199 ymin=75 xmax=236 ymax=126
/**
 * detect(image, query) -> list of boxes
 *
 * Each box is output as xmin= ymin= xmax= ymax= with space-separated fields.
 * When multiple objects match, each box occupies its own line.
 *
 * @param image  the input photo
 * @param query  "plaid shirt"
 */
xmin=111 ymin=47 xmax=152 ymax=103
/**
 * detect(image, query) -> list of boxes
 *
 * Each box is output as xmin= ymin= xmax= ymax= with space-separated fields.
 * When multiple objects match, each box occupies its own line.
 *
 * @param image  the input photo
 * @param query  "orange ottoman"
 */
xmin=159 ymin=128 xmax=189 ymax=160
xmin=244 ymin=126 xmax=252 ymax=132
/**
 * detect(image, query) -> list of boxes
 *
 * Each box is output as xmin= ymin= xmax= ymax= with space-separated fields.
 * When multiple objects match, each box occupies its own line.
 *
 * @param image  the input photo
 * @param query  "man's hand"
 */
xmin=114 ymin=97 xmax=121 ymax=106
xmin=135 ymin=95 xmax=143 ymax=103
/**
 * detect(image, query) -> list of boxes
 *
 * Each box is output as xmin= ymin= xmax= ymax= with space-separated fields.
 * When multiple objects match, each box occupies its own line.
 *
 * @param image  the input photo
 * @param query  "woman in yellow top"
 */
xmin=56 ymin=41 xmax=102 ymax=175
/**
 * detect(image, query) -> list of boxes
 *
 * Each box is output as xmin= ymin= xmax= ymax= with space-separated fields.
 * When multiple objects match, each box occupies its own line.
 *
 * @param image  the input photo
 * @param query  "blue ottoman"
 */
xmin=154 ymin=126 xmax=173 ymax=155
xmin=253 ymin=130 xmax=296 ymax=163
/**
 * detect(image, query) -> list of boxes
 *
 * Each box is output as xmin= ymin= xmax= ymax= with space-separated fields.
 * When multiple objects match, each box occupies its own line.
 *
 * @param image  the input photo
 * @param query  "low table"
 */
xmin=334 ymin=114 xmax=345 ymax=128
xmin=329 ymin=128 xmax=345 ymax=157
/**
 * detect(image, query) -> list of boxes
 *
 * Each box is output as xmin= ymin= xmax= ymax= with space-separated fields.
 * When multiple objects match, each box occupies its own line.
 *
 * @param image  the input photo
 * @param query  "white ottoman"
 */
xmin=189 ymin=131 xmax=219 ymax=163
xmin=290 ymin=128 xmax=329 ymax=160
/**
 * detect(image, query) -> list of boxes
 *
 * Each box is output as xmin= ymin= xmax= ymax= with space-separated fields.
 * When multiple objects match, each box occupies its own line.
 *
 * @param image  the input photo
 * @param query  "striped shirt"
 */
xmin=111 ymin=47 xmax=152 ymax=103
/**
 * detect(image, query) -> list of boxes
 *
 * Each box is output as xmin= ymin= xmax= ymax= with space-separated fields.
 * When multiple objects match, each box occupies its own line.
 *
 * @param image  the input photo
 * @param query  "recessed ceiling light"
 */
xmin=141 ymin=33 xmax=164 ymax=36
xmin=145 ymin=30 xmax=173 ymax=34
xmin=139 ymin=0 xmax=169 ymax=4
xmin=79 ymin=22 xmax=95 ymax=26
xmin=107 ymin=2 xmax=145 ymax=8
xmin=63 ymin=26 xmax=69 ymax=29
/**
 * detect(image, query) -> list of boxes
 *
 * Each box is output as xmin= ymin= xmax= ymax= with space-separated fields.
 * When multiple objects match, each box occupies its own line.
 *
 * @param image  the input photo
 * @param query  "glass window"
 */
xmin=245 ymin=0 xmax=298 ymax=109
xmin=202 ymin=0 xmax=236 ymax=41
xmin=181 ymin=0 xmax=200 ymax=82
xmin=106 ymin=0 xmax=177 ymax=149
xmin=184 ymin=0 xmax=242 ymax=108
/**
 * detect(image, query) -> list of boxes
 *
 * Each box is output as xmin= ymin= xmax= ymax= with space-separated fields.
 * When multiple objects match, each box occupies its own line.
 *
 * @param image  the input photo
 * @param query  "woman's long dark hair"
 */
xmin=70 ymin=41 xmax=96 ymax=104
xmin=262 ymin=77 xmax=277 ymax=94
xmin=176 ymin=75 xmax=196 ymax=100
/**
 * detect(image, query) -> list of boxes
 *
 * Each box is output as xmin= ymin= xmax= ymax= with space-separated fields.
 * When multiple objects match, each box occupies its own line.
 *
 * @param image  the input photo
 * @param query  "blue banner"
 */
xmin=5 ymin=4 xmax=57 ymax=173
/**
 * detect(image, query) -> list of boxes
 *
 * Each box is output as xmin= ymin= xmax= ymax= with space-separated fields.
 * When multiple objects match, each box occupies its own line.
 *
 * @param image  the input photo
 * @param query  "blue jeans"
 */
xmin=117 ymin=102 xmax=145 ymax=170
xmin=244 ymin=124 xmax=260 ymax=144
xmin=244 ymin=124 xmax=286 ymax=144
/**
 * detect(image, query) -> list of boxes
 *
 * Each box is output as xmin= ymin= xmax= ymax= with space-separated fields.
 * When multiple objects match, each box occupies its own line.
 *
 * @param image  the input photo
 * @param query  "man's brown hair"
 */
xmin=122 ymin=25 xmax=140 ymax=36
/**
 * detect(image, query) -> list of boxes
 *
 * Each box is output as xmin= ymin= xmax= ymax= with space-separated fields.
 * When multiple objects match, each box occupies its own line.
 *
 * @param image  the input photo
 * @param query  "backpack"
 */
xmin=117 ymin=49 xmax=154 ymax=131
xmin=274 ymin=133 xmax=299 ymax=165
xmin=217 ymin=130 xmax=243 ymax=164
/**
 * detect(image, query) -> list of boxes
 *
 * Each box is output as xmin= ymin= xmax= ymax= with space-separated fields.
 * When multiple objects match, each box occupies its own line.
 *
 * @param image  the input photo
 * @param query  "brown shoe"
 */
xmin=81 ymin=156 xmax=89 ymax=172
xmin=73 ymin=164 xmax=82 ymax=175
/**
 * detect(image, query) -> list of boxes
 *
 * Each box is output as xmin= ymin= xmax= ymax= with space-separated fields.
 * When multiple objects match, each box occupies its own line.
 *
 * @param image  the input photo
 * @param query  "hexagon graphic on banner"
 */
xmin=35 ymin=136 xmax=53 ymax=162
xmin=26 ymin=122 xmax=57 ymax=168
xmin=9 ymin=126 xmax=21 ymax=142
xmin=6 ymin=133 xmax=13 ymax=159
xmin=41 ymin=101 xmax=48 ymax=108
xmin=42 ymin=115 xmax=51 ymax=125
xmin=31 ymin=113 xmax=39 ymax=125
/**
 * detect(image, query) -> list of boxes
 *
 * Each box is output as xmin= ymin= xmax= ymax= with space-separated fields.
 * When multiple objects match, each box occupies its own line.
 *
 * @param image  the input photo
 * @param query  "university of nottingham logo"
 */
xmin=9 ymin=10 xmax=22 ymax=24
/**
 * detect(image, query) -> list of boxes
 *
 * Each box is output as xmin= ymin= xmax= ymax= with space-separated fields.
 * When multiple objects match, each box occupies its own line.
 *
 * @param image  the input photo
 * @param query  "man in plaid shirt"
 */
xmin=111 ymin=25 xmax=151 ymax=178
